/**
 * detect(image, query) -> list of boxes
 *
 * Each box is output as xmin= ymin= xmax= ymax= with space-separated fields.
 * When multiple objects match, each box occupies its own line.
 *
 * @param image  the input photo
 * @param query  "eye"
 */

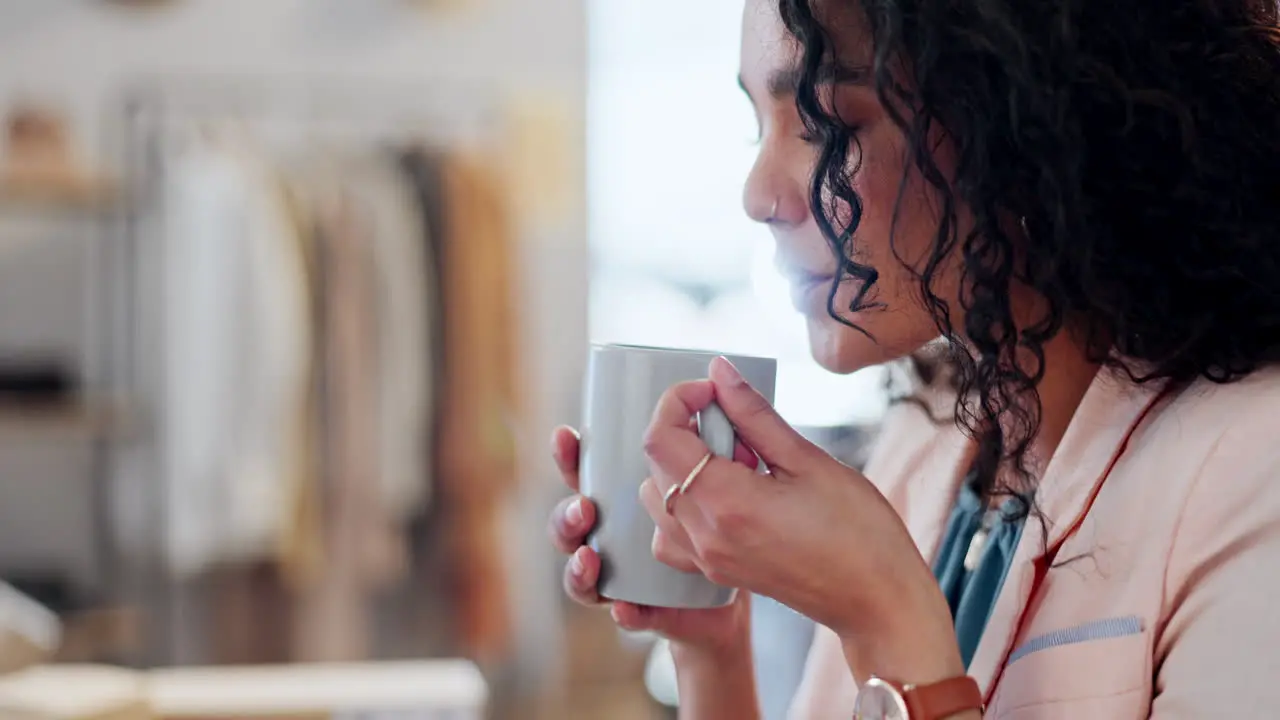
xmin=798 ymin=125 xmax=860 ymax=146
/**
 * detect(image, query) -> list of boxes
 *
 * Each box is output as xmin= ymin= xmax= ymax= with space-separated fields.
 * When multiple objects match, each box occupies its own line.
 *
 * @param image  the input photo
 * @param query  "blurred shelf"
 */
xmin=0 ymin=177 xmax=122 ymax=216
xmin=0 ymin=399 xmax=140 ymax=438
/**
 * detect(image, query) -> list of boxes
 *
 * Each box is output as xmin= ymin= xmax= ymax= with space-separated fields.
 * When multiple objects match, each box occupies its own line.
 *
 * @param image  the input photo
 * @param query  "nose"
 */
xmin=743 ymin=140 xmax=807 ymax=227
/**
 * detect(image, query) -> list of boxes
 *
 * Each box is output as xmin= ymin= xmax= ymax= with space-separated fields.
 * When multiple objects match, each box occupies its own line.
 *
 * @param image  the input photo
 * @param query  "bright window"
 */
xmin=586 ymin=0 xmax=887 ymax=427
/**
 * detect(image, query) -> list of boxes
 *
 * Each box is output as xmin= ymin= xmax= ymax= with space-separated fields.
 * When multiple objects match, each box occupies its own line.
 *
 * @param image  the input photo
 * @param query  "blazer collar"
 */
xmin=965 ymin=371 xmax=1168 ymax=697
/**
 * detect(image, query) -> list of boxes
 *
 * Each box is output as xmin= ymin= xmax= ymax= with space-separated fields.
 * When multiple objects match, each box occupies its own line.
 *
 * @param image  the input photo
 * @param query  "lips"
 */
xmin=787 ymin=272 xmax=837 ymax=314
xmin=773 ymin=250 xmax=839 ymax=314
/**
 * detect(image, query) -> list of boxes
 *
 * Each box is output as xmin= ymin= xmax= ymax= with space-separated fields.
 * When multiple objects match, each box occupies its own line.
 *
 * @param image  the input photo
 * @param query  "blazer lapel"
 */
xmin=869 ymin=381 xmax=977 ymax=564
xmin=907 ymin=429 xmax=975 ymax=565
xmin=966 ymin=372 xmax=1167 ymax=698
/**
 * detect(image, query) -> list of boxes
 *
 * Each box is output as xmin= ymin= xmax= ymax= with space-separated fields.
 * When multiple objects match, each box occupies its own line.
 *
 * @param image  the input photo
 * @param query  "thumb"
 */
xmin=709 ymin=356 xmax=816 ymax=473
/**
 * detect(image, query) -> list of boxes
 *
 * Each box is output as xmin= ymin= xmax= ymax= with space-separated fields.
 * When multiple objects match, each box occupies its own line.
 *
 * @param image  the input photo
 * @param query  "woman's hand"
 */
xmin=640 ymin=357 xmax=964 ymax=685
xmin=546 ymin=426 xmax=752 ymax=658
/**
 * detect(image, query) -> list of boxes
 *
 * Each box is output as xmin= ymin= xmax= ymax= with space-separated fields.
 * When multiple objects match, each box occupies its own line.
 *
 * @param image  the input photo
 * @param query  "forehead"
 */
xmin=740 ymin=0 xmax=872 ymax=84
xmin=740 ymin=0 xmax=799 ymax=79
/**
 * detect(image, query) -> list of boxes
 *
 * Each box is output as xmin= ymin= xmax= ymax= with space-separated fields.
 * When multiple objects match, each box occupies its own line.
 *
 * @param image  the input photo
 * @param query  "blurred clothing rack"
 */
xmin=119 ymin=75 xmax=501 ymax=155
xmin=113 ymin=73 xmax=503 ymax=422
xmin=112 ymin=76 xmax=510 ymax=668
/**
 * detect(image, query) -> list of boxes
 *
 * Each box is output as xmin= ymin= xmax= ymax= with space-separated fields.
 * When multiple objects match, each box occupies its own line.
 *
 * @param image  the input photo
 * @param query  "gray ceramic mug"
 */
xmin=581 ymin=343 xmax=778 ymax=609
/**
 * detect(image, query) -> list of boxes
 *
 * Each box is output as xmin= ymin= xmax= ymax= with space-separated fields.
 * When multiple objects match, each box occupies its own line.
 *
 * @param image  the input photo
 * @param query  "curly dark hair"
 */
xmin=778 ymin=0 xmax=1280 ymax=509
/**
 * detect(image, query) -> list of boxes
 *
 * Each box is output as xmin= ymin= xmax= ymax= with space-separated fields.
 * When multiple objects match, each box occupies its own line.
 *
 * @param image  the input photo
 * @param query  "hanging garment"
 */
xmin=397 ymin=148 xmax=449 ymax=492
xmin=434 ymin=153 xmax=520 ymax=663
xmin=287 ymin=157 xmax=413 ymax=661
xmin=274 ymin=178 xmax=325 ymax=592
xmin=160 ymin=130 xmax=310 ymax=577
xmin=345 ymin=150 xmax=434 ymax=521
xmin=437 ymin=154 xmax=519 ymax=498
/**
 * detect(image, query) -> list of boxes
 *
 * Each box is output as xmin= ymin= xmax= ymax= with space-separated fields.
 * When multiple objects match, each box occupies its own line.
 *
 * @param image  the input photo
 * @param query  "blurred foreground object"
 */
xmin=0 ymin=664 xmax=148 ymax=720
xmin=0 ymin=659 xmax=486 ymax=719
xmin=149 ymin=660 xmax=487 ymax=719
xmin=0 ymin=582 xmax=60 ymax=675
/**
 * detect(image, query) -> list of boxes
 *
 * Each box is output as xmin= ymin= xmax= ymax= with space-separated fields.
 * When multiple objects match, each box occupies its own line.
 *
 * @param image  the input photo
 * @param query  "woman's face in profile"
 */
xmin=738 ymin=0 xmax=961 ymax=374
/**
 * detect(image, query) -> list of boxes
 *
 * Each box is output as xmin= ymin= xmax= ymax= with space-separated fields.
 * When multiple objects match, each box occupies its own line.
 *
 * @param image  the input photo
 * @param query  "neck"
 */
xmin=1016 ymin=330 xmax=1100 ymax=476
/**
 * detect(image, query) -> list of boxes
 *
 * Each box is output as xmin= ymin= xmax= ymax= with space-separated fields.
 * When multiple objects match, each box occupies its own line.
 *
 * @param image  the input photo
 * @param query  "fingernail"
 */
xmin=712 ymin=356 xmax=745 ymax=386
xmin=566 ymin=498 xmax=585 ymax=527
xmin=611 ymin=603 xmax=643 ymax=630
xmin=570 ymin=548 xmax=586 ymax=578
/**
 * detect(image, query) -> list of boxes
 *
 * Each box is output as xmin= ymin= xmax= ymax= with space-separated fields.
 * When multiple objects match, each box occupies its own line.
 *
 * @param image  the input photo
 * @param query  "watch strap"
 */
xmin=902 ymin=675 xmax=983 ymax=719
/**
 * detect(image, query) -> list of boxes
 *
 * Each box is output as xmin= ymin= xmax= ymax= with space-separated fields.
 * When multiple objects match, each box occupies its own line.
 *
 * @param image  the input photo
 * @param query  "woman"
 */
xmin=550 ymin=0 xmax=1280 ymax=716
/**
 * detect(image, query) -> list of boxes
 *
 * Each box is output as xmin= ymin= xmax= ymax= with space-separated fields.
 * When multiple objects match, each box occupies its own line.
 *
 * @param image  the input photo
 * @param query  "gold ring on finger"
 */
xmin=679 ymin=452 xmax=714 ymax=495
xmin=663 ymin=483 xmax=682 ymax=515
xmin=663 ymin=452 xmax=714 ymax=515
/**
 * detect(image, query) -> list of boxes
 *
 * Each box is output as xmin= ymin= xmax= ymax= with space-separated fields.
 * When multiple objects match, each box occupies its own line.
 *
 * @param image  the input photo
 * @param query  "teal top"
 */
xmin=931 ymin=482 xmax=1026 ymax=669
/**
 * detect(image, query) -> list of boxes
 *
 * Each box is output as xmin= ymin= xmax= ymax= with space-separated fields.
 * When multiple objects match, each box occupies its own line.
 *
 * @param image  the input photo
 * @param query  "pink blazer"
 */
xmin=790 ymin=366 xmax=1280 ymax=719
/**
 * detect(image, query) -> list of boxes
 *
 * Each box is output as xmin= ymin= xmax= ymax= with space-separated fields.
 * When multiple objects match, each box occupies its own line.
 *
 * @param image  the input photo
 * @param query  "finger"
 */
xmin=563 ymin=546 xmax=604 ymax=605
xmin=638 ymin=478 xmax=701 ymax=572
xmin=638 ymin=476 xmax=702 ymax=540
xmin=682 ymin=415 xmax=759 ymax=473
xmin=646 ymin=380 xmax=767 ymax=480
xmin=708 ymin=357 xmax=817 ymax=473
xmin=733 ymin=438 xmax=760 ymax=469
xmin=678 ymin=395 xmax=755 ymax=468
xmin=644 ymin=382 xmax=720 ymax=484
xmin=610 ymin=602 xmax=647 ymax=631
xmin=643 ymin=429 xmax=760 ymax=538
xmin=652 ymin=528 xmax=701 ymax=573
xmin=650 ymin=379 xmax=716 ymax=431
xmin=548 ymin=495 xmax=596 ymax=555
xmin=551 ymin=426 xmax=582 ymax=491
xmin=610 ymin=602 xmax=683 ymax=633
xmin=644 ymin=421 xmax=749 ymax=504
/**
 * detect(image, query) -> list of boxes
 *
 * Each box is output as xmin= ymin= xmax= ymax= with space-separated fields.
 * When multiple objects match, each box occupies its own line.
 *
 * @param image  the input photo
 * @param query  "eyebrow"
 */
xmin=739 ymin=62 xmax=872 ymax=101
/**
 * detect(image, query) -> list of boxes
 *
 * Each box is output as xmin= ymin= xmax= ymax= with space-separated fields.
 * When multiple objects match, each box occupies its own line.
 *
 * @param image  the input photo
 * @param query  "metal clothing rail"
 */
xmin=121 ymin=75 xmax=502 ymax=151
xmin=110 ymin=75 xmax=502 ymax=667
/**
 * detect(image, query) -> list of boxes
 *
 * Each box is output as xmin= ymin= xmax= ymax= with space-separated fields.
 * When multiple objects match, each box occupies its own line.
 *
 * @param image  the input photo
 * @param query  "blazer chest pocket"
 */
xmin=991 ymin=616 xmax=1152 ymax=719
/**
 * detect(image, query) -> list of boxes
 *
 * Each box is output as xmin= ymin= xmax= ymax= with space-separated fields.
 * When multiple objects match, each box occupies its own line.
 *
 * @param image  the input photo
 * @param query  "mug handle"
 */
xmin=697 ymin=402 xmax=736 ymax=461
xmin=696 ymin=401 xmax=746 ymax=599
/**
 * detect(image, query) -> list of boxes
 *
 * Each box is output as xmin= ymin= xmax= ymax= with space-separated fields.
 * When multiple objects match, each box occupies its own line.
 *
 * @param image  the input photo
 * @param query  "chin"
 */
xmin=804 ymin=315 xmax=888 ymax=375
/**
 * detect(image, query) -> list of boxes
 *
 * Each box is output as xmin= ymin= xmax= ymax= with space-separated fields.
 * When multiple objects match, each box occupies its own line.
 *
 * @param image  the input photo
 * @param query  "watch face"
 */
xmin=855 ymin=678 xmax=911 ymax=720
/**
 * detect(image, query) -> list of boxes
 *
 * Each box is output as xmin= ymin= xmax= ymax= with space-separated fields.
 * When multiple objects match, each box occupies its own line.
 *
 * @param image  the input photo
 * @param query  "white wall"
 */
xmin=0 ymin=0 xmax=586 ymax=678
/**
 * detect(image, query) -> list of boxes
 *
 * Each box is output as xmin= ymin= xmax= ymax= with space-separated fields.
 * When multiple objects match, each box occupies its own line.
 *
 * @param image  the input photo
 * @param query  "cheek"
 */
xmin=849 ymin=124 xmax=966 ymax=291
xmin=848 ymin=143 xmax=936 ymax=266
xmin=817 ymin=138 xmax=950 ymax=362
xmin=801 ymin=126 xmax=965 ymax=371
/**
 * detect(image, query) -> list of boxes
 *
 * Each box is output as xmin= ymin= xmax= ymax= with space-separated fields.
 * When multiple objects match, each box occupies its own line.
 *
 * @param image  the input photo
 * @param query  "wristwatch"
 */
xmin=854 ymin=675 xmax=983 ymax=720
